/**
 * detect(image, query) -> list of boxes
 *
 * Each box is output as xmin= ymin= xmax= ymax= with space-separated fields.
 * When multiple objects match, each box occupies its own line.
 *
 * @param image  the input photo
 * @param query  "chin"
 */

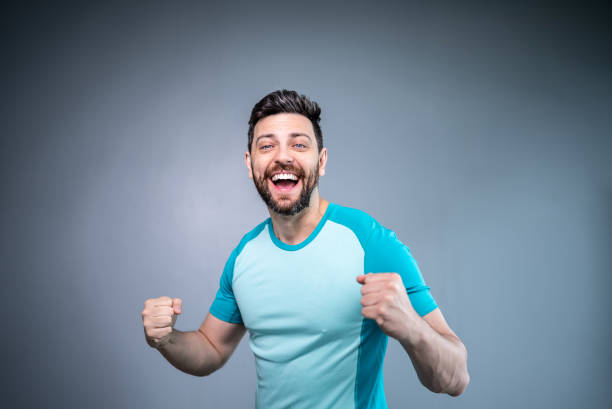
xmin=270 ymin=197 xmax=310 ymax=216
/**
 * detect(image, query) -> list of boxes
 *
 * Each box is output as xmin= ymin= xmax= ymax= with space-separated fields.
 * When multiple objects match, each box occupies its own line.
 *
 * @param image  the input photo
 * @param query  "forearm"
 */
xmin=399 ymin=319 xmax=470 ymax=396
xmin=156 ymin=329 xmax=224 ymax=377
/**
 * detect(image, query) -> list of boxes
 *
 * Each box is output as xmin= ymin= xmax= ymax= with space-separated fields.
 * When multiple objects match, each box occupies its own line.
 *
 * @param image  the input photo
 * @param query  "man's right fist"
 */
xmin=142 ymin=296 xmax=182 ymax=349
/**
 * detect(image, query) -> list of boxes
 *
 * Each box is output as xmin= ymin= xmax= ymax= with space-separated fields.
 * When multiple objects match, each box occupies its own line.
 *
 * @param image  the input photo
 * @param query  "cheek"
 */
xmin=250 ymin=160 xmax=266 ymax=177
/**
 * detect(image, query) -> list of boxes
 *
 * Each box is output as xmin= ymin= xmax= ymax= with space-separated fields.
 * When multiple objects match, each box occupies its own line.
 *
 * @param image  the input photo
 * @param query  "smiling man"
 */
xmin=142 ymin=90 xmax=470 ymax=408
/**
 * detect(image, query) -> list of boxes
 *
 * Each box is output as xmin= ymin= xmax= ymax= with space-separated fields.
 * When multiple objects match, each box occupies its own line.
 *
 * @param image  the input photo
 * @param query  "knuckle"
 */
xmin=386 ymin=281 xmax=400 ymax=292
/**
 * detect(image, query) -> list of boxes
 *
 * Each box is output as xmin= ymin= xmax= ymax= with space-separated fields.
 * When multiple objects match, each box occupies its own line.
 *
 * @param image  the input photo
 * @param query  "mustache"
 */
xmin=264 ymin=165 xmax=305 ymax=179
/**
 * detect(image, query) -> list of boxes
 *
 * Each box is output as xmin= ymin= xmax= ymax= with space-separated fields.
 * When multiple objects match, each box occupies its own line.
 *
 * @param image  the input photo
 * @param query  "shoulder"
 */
xmin=329 ymin=202 xmax=411 ymax=252
xmin=229 ymin=218 xmax=269 ymax=259
xmin=219 ymin=218 xmax=268 ymax=279
xmin=327 ymin=203 xmax=384 ymax=250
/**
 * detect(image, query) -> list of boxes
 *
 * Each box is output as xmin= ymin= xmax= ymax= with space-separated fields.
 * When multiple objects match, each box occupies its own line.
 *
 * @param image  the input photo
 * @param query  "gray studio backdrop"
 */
xmin=2 ymin=2 xmax=611 ymax=408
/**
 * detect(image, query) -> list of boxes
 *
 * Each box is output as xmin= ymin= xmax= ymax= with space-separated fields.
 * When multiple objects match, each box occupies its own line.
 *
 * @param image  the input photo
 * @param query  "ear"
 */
xmin=318 ymin=147 xmax=327 ymax=177
xmin=245 ymin=151 xmax=253 ymax=179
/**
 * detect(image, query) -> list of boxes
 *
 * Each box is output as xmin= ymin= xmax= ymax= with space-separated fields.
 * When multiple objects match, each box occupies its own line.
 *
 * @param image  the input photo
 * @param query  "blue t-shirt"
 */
xmin=210 ymin=202 xmax=438 ymax=408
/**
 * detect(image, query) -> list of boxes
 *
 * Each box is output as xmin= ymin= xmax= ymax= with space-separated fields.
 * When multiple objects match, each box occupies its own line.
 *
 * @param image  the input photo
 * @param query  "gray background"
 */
xmin=2 ymin=1 xmax=611 ymax=408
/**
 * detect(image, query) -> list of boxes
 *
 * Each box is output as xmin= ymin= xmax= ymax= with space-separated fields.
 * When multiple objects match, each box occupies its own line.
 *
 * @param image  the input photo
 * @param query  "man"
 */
xmin=142 ymin=90 xmax=470 ymax=408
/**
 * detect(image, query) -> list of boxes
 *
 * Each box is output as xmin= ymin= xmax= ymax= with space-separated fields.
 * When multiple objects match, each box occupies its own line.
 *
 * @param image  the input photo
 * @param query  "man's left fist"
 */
xmin=356 ymin=273 xmax=419 ymax=341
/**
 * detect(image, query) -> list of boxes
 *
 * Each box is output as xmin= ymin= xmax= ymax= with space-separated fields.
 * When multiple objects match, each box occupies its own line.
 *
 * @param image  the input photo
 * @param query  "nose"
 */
xmin=274 ymin=143 xmax=293 ymax=165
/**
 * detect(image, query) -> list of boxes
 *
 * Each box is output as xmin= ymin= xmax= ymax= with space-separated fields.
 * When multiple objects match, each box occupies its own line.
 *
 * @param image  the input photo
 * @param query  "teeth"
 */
xmin=272 ymin=173 xmax=298 ymax=182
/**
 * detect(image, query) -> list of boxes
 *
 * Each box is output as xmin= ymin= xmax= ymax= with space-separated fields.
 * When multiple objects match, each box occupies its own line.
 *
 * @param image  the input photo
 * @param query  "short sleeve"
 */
xmin=364 ymin=225 xmax=438 ymax=317
xmin=209 ymin=248 xmax=243 ymax=324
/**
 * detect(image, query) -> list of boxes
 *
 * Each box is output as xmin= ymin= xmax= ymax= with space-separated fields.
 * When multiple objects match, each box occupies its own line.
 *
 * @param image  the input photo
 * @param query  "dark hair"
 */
xmin=247 ymin=89 xmax=323 ymax=153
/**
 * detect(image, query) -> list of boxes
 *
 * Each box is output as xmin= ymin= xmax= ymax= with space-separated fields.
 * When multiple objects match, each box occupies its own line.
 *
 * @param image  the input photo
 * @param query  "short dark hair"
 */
xmin=247 ymin=89 xmax=323 ymax=153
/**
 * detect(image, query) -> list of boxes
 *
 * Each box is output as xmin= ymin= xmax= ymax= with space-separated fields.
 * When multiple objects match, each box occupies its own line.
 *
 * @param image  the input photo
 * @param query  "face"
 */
xmin=245 ymin=113 xmax=327 ymax=216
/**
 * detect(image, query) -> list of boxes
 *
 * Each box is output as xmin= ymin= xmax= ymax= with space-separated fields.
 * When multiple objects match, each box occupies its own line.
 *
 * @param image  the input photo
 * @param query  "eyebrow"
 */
xmin=255 ymin=132 xmax=313 ymax=145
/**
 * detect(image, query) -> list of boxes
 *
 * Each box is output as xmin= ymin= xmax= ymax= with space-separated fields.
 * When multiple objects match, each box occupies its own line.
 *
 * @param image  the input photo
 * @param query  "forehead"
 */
xmin=254 ymin=113 xmax=314 ymax=138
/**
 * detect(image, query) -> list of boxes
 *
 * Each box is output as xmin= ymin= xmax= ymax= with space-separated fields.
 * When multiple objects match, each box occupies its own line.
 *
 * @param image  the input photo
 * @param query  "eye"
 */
xmin=260 ymin=144 xmax=273 ymax=150
xmin=294 ymin=143 xmax=307 ymax=149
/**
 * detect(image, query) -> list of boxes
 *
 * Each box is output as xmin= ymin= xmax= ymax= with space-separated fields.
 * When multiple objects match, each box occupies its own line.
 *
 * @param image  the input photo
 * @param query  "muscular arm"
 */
xmin=399 ymin=308 xmax=469 ymax=396
xmin=358 ymin=274 xmax=469 ymax=396
xmin=157 ymin=313 xmax=246 ymax=377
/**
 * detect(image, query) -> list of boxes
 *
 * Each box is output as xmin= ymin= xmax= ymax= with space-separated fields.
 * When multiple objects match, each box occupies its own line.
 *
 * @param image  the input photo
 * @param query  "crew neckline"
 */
xmin=267 ymin=202 xmax=334 ymax=251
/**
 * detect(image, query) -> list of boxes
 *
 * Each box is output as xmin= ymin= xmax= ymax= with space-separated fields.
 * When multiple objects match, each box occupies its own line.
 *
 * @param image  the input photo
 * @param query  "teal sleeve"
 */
xmin=208 ymin=220 xmax=268 ymax=324
xmin=209 ymin=248 xmax=243 ymax=324
xmin=364 ymin=225 xmax=438 ymax=317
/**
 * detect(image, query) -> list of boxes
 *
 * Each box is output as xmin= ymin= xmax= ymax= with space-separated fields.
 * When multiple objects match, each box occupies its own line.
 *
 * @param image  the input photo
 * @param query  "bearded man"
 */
xmin=142 ymin=90 xmax=470 ymax=408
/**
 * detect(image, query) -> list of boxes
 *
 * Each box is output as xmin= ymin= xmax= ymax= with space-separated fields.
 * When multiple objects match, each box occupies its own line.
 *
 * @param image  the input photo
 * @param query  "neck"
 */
xmin=268 ymin=189 xmax=330 ymax=246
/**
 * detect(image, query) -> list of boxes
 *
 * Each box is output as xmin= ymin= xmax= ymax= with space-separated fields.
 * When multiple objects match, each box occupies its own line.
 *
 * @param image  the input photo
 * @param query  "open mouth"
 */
xmin=269 ymin=172 xmax=300 ymax=192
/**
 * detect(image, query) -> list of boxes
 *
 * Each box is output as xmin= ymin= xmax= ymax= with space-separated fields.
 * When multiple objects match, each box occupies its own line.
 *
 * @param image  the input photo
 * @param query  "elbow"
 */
xmin=448 ymin=345 xmax=470 ymax=397
xmin=447 ymin=372 xmax=470 ymax=397
xmin=437 ymin=343 xmax=470 ymax=397
xmin=194 ymin=370 xmax=214 ymax=378
xmin=192 ymin=357 xmax=228 ymax=377
xmin=194 ymin=359 xmax=228 ymax=377
xmin=193 ymin=329 xmax=226 ymax=377
xmin=419 ymin=337 xmax=470 ymax=397
xmin=427 ymin=371 xmax=469 ymax=397
xmin=192 ymin=366 xmax=215 ymax=377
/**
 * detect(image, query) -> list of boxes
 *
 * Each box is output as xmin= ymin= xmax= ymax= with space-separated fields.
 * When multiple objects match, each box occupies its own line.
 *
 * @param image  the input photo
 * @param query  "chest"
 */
xmin=232 ymin=236 xmax=365 ymax=338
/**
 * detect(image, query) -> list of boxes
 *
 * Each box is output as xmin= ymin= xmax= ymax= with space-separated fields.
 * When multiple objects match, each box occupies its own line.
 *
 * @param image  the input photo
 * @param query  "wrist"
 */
xmin=156 ymin=328 xmax=178 ymax=351
xmin=398 ymin=315 xmax=428 ymax=349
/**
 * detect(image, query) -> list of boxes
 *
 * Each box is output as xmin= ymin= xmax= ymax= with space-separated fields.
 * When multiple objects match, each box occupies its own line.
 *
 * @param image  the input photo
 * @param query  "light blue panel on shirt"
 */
xmin=232 ymin=218 xmax=365 ymax=409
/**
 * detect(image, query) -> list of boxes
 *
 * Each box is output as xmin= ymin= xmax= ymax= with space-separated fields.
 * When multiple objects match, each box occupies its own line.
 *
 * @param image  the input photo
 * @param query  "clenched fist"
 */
xmin=357 ymin=273 xmax=419 ymax=341
xmin=142 ymin=296 xmax=182 ymax=349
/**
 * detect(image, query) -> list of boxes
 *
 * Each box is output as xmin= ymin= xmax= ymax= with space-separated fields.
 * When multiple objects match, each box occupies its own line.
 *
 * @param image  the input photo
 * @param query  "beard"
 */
xmin=252 ymin=162 xmax=320 ymax=216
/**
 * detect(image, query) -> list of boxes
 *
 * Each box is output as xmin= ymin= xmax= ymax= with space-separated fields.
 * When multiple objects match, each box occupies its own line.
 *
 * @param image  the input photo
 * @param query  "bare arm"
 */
xmin=357 ymin=274 xmax=469 ymax=396
xmin=142 ymin=296 xmax=246 ymax=377
xmin=157 ymin=314 xmax=245 ymax=376
xmin=399 ymin=308 xmax=470 ymax=396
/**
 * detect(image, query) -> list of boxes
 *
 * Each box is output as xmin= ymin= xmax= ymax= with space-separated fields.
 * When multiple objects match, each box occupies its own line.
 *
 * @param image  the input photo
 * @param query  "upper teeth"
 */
xmin=272 ymin=173 xmax=298 ymax=181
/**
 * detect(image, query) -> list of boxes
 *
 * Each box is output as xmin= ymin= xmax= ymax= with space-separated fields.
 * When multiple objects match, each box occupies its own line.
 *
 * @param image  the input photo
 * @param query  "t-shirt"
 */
xmin=209 ymin=202 xmax=438 ymax=409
